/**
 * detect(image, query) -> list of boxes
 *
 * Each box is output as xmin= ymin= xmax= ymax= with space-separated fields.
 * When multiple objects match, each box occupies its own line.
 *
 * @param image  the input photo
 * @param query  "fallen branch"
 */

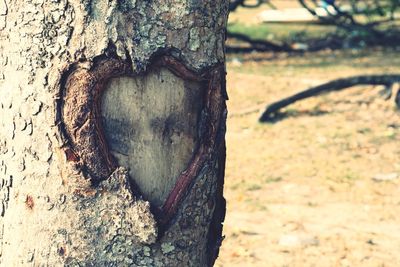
xmin=226 ymin=31 xmax=365 ymax=53
xmin=227 ymin=31 xmax=293 ymax=52
xmin=259 ymin=74 xmax=400 ymax=122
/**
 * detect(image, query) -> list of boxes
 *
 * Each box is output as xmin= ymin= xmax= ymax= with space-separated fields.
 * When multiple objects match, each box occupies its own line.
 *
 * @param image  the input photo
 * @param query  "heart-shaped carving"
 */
xmin=101 ymin=67 xmax=203 ymax=207
xmin=59 ymin=55 xmax=224 ymax=224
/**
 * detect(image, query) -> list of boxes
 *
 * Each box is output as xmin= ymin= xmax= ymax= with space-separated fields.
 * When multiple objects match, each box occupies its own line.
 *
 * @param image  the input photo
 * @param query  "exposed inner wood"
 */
xmin=101 ymin=67 xmax=203 ymax=207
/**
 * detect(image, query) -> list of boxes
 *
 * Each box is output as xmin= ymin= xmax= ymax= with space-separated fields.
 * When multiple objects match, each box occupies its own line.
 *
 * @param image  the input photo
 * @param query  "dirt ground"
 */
xmin=214 ymin=48 xmax=400 ymax=267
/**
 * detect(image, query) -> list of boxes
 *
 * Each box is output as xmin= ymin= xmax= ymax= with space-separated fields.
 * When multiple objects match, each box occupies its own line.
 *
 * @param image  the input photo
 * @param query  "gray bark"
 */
xmin=0 ymin=0 xmax=228 ymax=266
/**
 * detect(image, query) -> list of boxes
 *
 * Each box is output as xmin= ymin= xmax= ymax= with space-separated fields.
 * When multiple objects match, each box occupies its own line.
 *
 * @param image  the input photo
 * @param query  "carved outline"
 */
xmin=57 ymin=54 xmax=225 ymax=226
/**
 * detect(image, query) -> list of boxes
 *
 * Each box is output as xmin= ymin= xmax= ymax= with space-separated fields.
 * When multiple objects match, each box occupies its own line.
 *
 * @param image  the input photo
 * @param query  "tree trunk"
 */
xmin=0 ymin=1 xmax=228 ymax=266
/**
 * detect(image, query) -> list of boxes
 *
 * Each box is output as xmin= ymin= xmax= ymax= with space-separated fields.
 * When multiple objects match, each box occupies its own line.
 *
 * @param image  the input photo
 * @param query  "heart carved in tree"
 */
xmin=58 ymin=55 xmax=224 ymax=224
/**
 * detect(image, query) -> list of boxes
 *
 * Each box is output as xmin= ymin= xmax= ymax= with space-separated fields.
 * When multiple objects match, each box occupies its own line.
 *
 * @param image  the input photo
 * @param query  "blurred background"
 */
xmin=216 ymin=1 xmax=400 ymax=266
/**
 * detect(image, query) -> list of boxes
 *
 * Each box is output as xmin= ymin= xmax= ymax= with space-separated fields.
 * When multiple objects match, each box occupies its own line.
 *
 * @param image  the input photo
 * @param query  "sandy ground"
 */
xmin=215 ymin=48 xmax=400 ymax=267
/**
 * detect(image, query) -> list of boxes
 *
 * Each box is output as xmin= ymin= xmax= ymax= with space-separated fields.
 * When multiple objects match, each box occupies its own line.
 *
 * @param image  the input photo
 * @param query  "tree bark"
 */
xmin=0 ymin=0 xmax=228 ymax=266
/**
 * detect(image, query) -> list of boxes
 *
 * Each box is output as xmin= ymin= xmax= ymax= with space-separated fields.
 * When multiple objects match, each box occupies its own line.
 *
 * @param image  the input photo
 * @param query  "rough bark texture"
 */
xmin=0 ymin=0 xmax=228 ymax=266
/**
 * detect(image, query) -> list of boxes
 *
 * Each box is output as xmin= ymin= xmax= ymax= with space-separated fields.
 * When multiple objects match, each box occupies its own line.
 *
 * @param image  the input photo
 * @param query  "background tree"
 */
xmin=298 ymin=0 xmax=400 ymax=44
xmin=226 ymin=1 xmax=400 ymax=122
xmin=228 ymin=0 xmax=400 ymax=52
xmin=0 ymin=0 xmax=228 ymax=265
